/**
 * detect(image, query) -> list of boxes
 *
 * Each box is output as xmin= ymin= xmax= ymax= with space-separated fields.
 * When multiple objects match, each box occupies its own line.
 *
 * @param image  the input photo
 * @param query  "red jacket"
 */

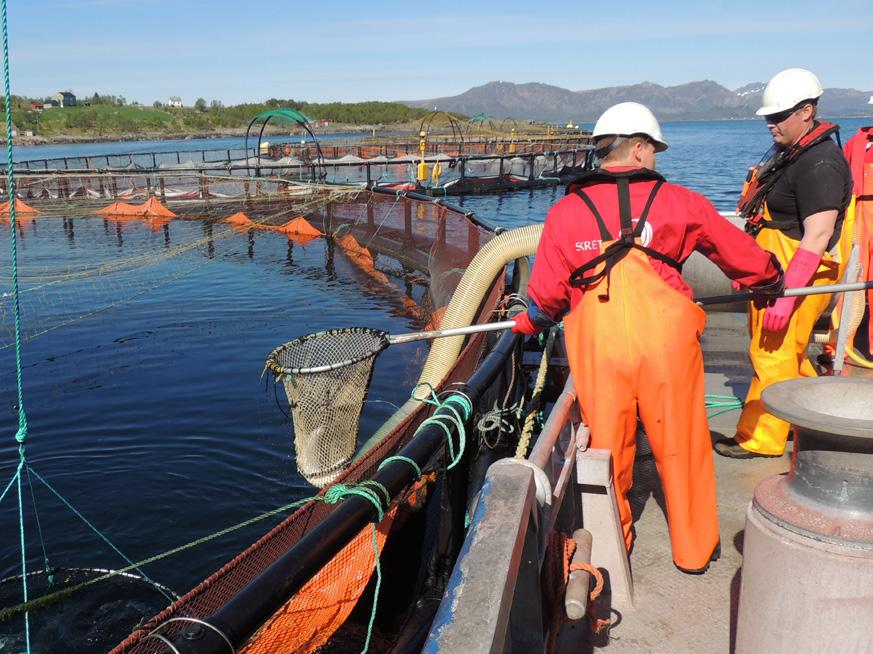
xmin=528 ymin=167 xmax=782 ymax=321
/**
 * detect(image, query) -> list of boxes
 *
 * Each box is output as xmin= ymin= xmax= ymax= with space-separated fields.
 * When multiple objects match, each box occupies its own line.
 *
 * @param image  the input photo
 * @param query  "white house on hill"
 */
xmin=168 ymin=96 xmax=182 ymax=108
xmin=51 ymin=90 xmax=76 ymax=107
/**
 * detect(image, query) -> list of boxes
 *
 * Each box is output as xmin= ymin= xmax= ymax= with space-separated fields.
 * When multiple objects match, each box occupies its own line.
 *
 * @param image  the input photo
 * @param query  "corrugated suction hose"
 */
xmin=357 ymin=224 xmax=545 ymax=456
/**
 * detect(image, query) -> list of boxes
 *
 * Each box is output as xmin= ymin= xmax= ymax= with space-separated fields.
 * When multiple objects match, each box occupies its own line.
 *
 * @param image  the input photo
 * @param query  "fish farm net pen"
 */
xmin=0 ymin=13 xmax=526 ymax=649
xmin=1 ymin=132 xmax=506 ymax=653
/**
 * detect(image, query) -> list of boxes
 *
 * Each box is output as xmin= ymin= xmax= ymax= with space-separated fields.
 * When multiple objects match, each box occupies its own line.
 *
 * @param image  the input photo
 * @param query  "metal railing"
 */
xmin=425 ymin=374 xmax=599 ymax=652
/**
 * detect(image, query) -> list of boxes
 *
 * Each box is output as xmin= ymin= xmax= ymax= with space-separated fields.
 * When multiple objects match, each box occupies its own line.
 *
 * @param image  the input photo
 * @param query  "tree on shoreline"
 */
xmin=7 ymin=96 xmax=463 ymax=138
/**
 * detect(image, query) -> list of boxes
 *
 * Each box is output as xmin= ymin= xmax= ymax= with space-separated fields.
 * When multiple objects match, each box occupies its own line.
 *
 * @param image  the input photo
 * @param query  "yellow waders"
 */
xmin=736 ymin=211 xmax=853 ymax=455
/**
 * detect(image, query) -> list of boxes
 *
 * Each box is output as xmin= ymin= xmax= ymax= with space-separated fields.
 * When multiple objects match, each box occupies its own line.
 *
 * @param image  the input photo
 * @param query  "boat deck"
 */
xmin=558 ymin=313 xmax=800 ymax=653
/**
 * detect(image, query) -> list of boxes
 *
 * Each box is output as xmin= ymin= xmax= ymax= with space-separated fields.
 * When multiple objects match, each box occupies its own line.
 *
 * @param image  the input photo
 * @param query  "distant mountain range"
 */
xmin=403 ymin=80 xmax=873 ymax=122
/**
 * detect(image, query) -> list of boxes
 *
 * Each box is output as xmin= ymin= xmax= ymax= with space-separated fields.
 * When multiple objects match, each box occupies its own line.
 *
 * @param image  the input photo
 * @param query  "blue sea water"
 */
xmin=459 ymin=117 xmax=871 ymax=225
xmin=0 ymin=117 xmax=869 ymax=645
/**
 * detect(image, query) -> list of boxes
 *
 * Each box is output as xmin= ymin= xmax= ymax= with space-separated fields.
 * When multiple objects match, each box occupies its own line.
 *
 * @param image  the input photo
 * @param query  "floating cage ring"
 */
xmin=0 ymin=566 xmax=179 ymax=652
xmin=0 ymin=565 xmax=179 ymax=608
xmin=265 ymin=327 xmax=390 ymax=376
xmin=145 ymin=616 xmax=234 ymax=654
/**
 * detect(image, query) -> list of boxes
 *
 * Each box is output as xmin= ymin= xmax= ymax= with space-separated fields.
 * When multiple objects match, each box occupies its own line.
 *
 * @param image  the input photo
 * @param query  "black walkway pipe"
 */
xmin=163 ymin=328 xmax=522 ymax=653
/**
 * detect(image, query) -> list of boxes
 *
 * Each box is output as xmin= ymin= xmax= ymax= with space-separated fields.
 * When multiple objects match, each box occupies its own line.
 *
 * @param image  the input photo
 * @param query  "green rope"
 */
xmin=16 ymin=462 xmax=30 ymax=649
xmin=361 ymin=523 xmax=382 ymax=654
xmin=1 ymin=0 xmax=31 ymax=646
xmin=0 ymin=467 xmax=18 ymax=505
xmin=0 ymin=494 xmax=318 ymax=621
xmin=0 ymin=477 xmax=400 ymax=630
xmin=28 ymin=468 xmax=175 ymax=603
xmin=319 ymin=481 xmax=389 ymax=654
xmin=378 ymin=455 xmax=422 ymax=479
xmin=1 ymin=0 xmax=25 ymax=451
xmin=412 ymin=384 xmax=472 ymax=470
xmin=705 ymin=393 xmax=744 ymax=418
xmin=25 ymin=466 xmax=52 ymax=580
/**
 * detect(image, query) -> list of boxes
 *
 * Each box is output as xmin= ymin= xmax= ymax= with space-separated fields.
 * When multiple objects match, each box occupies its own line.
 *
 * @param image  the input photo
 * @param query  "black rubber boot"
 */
xmin=675 ymin=541 xmax=721 ymax=575
xmin=714 ymin=438 xmax=780 ymax=459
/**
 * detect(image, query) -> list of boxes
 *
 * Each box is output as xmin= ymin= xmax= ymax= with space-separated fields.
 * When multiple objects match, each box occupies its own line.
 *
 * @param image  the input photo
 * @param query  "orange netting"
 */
xmin=139 ymin=196 xmax=177 ymax=218
xmin=225 ymin=213 xmax=323 ymax=244
xmin=240 ymin=473 xmax=436 ymax=654
xmin=273 ymin=216 xmax=323 ymax=245
xmin=425 ymin=306 xmax=447 ymax=330
xmin=97 ymin=197 xmax=176 ymax=219
xmin=225 ymin=211 xmax=255 ymax=227
xmin=96 ymin=201 xmax=142 ymax=216
xmin=336 ymin=233 xmax=388 ymax=284
xmin=240 ymin=505 xmax=398 ymax=654
xmin=0 ymin=197 xmax=41 ymax=216
xmin=274 ymin=216 xmax=322 ymax=237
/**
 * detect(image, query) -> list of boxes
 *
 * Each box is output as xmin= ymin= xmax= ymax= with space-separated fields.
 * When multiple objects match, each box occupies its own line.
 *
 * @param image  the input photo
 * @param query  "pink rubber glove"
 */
xmin=511 ymin=310 xmax=540 ymax=336
xmin=762 ymin=247 xmax=821 ymax=332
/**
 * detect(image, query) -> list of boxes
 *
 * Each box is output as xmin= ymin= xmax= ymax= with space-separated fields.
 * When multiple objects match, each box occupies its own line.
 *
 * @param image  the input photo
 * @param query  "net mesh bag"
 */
xmin=265 ymin=327 xmax=388 ymax=487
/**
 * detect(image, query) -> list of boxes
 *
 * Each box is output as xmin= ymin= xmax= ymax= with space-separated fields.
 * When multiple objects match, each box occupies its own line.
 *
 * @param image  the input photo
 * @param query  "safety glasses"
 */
xmin=763 ymin=105 xmax=804 ymax=125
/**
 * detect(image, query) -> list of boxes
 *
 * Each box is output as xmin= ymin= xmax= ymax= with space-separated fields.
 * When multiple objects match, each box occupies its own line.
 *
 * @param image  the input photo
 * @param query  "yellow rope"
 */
xmin=515 ymin=328 xmax=556 ymax=458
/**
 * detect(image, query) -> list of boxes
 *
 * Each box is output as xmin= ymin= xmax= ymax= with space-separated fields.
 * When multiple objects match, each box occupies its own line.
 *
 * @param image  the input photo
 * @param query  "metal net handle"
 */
xmin=265 ymin=320 xmax=516 ymax=376
xmin=387 ymin=320 xmax=516 ymax=344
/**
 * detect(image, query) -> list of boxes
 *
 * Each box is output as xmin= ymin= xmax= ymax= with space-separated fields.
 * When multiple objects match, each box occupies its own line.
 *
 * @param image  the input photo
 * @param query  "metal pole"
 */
xmin=697 ymin=280 xmax=873 ymax=306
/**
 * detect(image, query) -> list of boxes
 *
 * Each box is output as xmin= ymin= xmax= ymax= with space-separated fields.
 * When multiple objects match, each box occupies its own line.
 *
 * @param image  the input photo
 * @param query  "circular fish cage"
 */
xmin=0 ymin=567 xmax=177 ymax=654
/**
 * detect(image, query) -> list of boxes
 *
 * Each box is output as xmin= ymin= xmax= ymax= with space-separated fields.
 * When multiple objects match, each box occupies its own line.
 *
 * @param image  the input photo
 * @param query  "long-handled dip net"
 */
xmin=265 ymin=320 xmax=515 ymax=487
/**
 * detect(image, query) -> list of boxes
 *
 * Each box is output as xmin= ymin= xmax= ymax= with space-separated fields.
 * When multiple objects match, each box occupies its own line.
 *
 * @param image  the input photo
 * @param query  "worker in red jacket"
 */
xmin=513 ymin=102 xmax=784 ymax=573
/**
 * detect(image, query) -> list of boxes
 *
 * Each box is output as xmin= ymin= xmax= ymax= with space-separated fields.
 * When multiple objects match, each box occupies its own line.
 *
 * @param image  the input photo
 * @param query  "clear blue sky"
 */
xmin=8 ymin=0 xmax=872 ymax=105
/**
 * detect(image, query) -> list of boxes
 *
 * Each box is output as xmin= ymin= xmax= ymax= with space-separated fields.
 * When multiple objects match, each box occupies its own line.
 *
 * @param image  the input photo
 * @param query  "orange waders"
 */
xmin=735 ymin=210 xmax=849 ymax=455
xmin=564 ymin=179 xmax=719 ymax=571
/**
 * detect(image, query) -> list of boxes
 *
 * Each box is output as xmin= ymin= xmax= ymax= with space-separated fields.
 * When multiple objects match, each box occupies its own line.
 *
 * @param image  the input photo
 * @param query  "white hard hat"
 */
xmin=592 ymin=102 xmax=667 ymax=152
xmin=756 ymin=68 xmax=823 ymax=116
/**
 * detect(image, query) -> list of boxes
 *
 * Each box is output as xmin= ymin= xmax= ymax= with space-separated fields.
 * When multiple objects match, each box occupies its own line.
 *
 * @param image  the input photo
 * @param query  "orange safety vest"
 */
xmin=562 ymin=172 xmax=718 ymax=571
